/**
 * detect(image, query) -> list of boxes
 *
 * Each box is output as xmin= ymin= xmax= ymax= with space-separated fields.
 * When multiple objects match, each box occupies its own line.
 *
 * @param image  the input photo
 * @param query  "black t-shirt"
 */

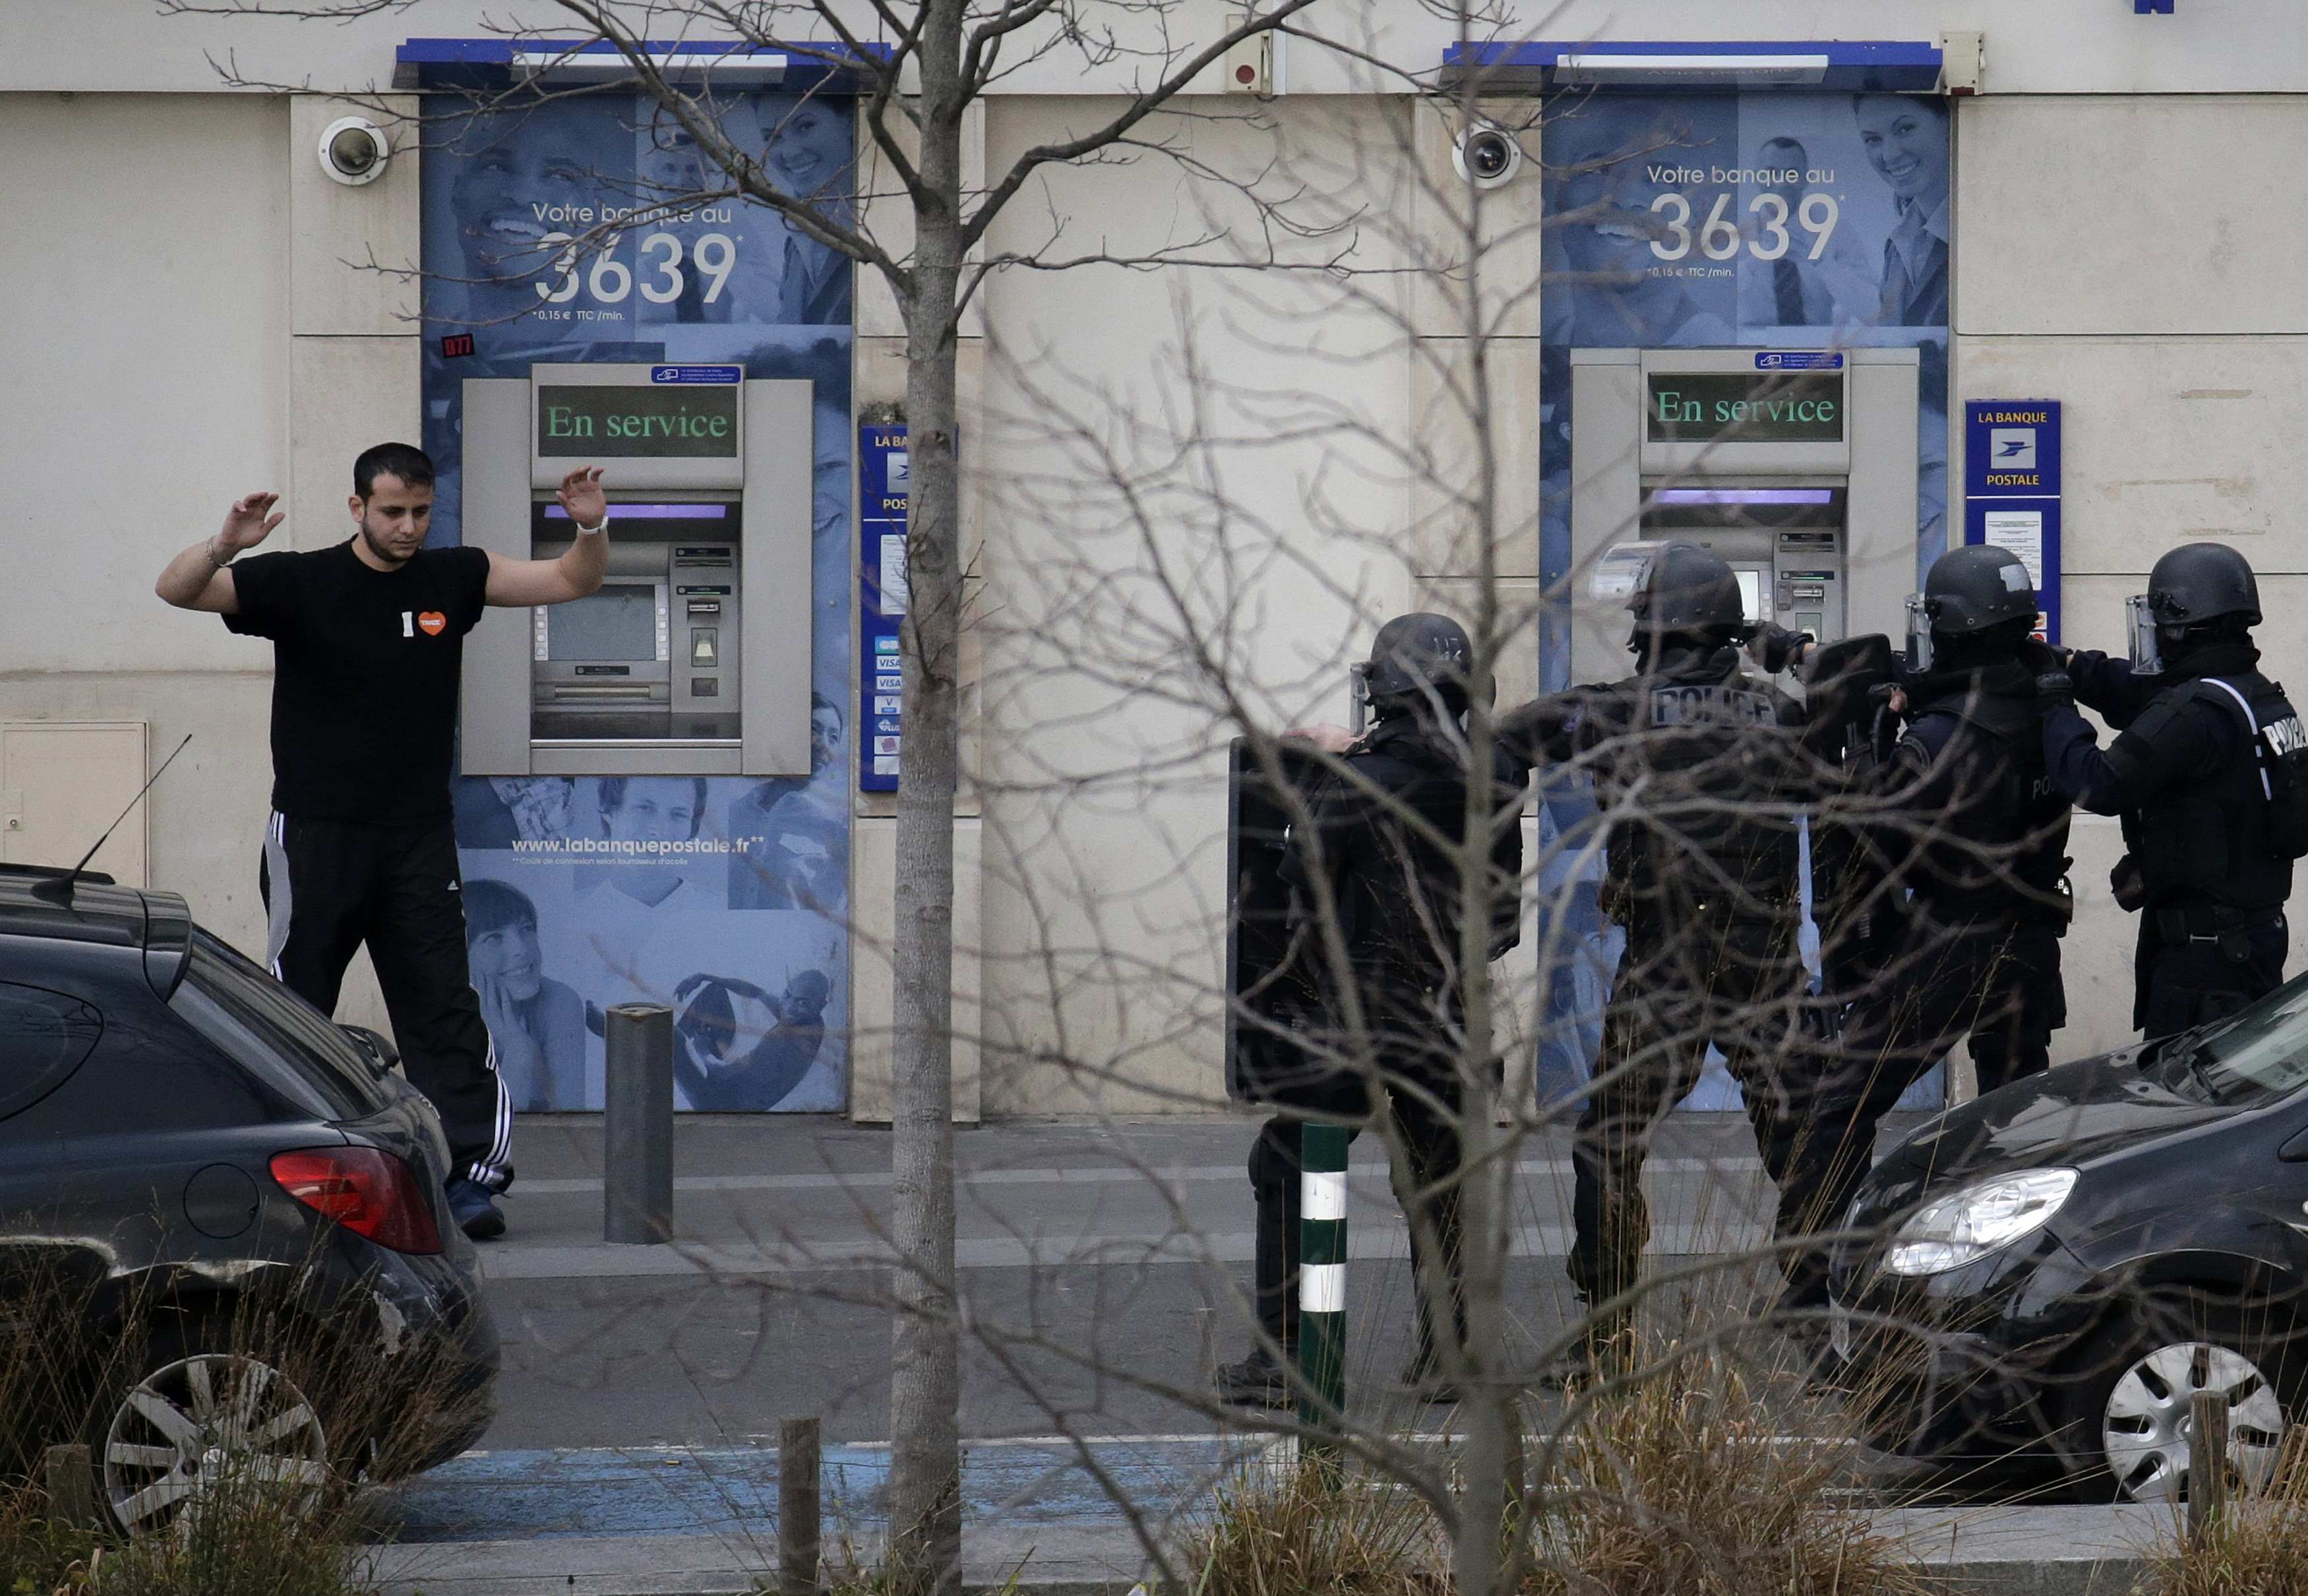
xmin=224 ymin=541 xmax=492 ymax=824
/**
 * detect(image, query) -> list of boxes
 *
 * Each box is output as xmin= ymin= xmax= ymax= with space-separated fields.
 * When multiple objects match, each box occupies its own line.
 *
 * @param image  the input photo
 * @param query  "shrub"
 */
xmin=1523 ymin=1332 xmax=1929 ymax=1596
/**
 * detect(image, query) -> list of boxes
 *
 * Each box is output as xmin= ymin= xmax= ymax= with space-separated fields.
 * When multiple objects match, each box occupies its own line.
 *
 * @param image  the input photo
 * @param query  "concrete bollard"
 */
xmin=604 ymin=1002 xmax=674 ymax=1244
xmin=1297 ymin=1122 xmax=1351 ymax=1439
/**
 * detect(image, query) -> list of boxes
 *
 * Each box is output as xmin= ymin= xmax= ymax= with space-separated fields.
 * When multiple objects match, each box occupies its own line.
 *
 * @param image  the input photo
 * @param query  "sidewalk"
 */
xmin=352 ymin=1112 xmax=2164 ymax=1595
xmin=364 ymin=1432 xmax=2167 ymax=1596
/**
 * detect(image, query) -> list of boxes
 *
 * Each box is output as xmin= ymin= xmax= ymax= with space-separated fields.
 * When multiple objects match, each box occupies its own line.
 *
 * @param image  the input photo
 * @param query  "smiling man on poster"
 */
xmin=154 ymin=441 xmax=611 ymax=1239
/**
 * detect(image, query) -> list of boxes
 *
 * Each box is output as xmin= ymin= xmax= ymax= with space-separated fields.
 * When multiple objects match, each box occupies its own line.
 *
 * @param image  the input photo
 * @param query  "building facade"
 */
xmin=3 ymin=1 xmax=2301 ymax=1119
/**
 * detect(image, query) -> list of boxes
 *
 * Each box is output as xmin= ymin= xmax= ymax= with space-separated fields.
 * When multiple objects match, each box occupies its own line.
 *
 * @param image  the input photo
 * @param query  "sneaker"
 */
xmin=445 ymin=1177 xmax=506 ymax=1241
xmin=1213 ymin=1349 xmax=1292 ymax=1408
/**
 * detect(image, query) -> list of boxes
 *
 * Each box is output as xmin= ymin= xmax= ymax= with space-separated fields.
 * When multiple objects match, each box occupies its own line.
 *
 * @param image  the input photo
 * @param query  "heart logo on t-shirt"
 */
xmin=417 ymin=611 xmax=447 ymax=636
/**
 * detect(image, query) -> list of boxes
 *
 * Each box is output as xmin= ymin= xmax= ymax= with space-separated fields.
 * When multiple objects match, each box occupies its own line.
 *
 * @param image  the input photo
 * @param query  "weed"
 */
xmin=1525 ymin=1331 xmax=1929 ymax=1596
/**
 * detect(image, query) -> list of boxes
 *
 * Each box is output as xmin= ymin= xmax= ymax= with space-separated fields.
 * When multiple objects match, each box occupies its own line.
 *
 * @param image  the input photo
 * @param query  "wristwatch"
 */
xmin=574 ymin=517 xmax=608 ymax=536
xmin=206 ymin=537 xmax=239 ymax=567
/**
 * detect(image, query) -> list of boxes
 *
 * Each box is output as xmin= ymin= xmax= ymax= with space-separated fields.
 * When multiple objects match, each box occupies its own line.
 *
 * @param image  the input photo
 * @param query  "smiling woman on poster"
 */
xmin=1854 ymin=94 xmax=1951 ymax=328
xmin=765 ymin=100 xmax=854 ymax=324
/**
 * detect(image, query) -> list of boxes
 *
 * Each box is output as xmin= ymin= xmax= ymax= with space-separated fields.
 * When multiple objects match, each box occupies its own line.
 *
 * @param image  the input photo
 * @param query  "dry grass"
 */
xmin=1184 ymin=1458 xmax=1450 ymax=1596
xmin=2137 ymin=1429 xmax=2308 ymax=1596
xmin=0 ymin=1242 xmax=481 ymax=1596
xmin=0 ymin=1477 xmax=377 ymax=1596
xmin=1523 ymin=1332 xmax=1931 ymax=1596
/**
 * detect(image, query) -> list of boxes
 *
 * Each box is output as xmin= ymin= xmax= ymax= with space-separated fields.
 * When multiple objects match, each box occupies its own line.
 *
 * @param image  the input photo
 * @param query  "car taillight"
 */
xmin=269 ymin=1147 xmax=442 ymax=1255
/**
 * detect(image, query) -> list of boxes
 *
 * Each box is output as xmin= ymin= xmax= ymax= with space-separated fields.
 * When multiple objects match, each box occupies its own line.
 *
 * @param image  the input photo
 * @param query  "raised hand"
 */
xmin=219 ymin=491 xmax=284 ymax=555
xmin=555 ymin=465 xmax=608 ymax=528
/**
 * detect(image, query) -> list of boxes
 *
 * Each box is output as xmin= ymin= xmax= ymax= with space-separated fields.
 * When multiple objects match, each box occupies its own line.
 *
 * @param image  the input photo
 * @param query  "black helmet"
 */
xmin=1920 ymin=544 xmax=2037 ymax=634
xmin=2147 ymin=542 xmax=2261 ymax=628
xmin=1364 ymin=612 xmax=1473 ymax=706
xmin=1627 ymin=541 xmax=1745 ymax=636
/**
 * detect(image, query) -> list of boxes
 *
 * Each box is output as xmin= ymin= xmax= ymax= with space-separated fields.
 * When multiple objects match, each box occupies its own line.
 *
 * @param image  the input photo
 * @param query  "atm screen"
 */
xmin=549 ymin=584 xmax=657 ymax=661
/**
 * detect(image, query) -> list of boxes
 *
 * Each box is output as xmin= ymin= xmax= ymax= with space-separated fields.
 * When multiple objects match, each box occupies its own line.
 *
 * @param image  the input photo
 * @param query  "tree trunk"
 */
xmin=887 ymin=4 xmax=967 ymax=1592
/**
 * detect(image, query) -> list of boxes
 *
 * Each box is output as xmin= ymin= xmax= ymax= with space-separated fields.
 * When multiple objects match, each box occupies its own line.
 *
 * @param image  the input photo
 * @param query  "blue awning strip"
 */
xmin=394 ymin=36 xmax=891 ymax=92
xmin=1440 ymin=39 xmax=1943 ymax=94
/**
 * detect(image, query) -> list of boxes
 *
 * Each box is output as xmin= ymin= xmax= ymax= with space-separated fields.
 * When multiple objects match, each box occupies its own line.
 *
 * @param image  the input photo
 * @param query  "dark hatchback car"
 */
xmin=0 ymin=866 xmax=497 ymax=1534
xmin=1831 ymin=971 xmax=2308 ymax=1502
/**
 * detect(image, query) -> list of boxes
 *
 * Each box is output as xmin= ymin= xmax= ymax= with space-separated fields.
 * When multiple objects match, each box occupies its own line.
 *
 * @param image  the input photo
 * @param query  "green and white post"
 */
xmin=1297 ymin=1122 xmax=1351 ymax=1438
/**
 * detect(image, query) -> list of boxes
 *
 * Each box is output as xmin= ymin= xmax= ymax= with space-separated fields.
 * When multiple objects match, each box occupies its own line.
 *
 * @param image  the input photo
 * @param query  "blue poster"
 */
xmin=1536 ymin=90 xmax=1954 ymax=1108
xmin=423 ymin=93 xmax=855 ymax=1113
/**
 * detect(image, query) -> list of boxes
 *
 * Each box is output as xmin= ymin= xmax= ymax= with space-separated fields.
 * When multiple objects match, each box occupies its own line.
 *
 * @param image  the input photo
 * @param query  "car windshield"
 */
xmin=171 ymin=931 xmax=391 ymax=1119
xmin=2175 ymin=971 xmax=2308 ymax=1102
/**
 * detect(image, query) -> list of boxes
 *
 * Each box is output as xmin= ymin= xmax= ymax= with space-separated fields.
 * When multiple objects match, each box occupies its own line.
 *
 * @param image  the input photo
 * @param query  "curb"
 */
xmin=372 ymin=1508 xmax=2168 ymax=1596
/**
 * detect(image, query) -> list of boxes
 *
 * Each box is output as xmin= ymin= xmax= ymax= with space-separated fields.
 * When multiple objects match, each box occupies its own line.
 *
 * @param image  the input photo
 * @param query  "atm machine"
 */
xmin=1561 ymin=346 xmax=1940 ymax=1111
xmin=459 ymin=363 xmax=816 ymax=776
xmin=1567 ymin=348 xmax=1920 ymax=679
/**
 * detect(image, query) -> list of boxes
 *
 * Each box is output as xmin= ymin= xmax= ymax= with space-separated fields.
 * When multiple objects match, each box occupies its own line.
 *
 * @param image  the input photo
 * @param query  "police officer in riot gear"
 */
xmin=1215 ymin=613 xmax=1524 ymax=1407
xmin=2040 ymin=542 xmax=2305 ymax=1035
xmin=1774 ymin=543 xmax=2074 ymax=1315
xmin=1503 ymin=541 xmax=1819 ymax=1363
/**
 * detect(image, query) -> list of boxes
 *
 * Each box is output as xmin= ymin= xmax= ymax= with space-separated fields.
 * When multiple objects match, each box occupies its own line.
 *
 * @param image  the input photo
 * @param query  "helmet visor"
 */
xmin=2126 ymin=593 xmax=2162 ymax=675
xmin=1904 ymin=593 xmax=1935 ymax=674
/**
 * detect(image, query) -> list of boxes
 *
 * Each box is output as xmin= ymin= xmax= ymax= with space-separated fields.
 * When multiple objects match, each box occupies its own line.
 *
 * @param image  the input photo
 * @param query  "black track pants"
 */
xmin=260 ymin=813 xmax=512 ymax=1191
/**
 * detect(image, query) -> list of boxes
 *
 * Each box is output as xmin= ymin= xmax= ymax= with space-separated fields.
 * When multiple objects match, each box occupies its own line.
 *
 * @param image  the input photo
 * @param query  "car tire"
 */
xmin=93 ymin=1316 xmax=333 ymax=1539
xmin=2061 ymin=1287 xmax=2303 ymax=1504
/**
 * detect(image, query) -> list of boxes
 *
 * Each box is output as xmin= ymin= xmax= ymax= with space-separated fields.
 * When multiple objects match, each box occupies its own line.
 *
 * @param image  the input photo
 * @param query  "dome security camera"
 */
xmin=318 ymin=115 xmax=391 ymax=187
xmin=1451 ymin=121 xmax=1524 ymax=190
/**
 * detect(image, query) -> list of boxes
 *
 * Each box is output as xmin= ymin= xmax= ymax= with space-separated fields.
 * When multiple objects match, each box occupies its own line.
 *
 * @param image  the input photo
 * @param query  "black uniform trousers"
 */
xmin=1571 ymin=909 xmax=1809 ymax=1335
xmin=1247 ymin=1038 xmax=1469 ymax=1376
xmin=1786 ymin=912 xmax=2062 ymax=1308
xmin=260 ymin=813 xmax=512 ymax=1192
xmin=2135 ymin=908 xmax=2287 ymax=1038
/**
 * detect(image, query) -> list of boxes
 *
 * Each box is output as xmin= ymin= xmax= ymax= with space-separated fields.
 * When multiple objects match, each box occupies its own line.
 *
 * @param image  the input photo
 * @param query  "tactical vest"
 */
xmin=1903 ymin=686 xmax=2073 ymax=923
xmin=1593 ymin=654 xmax=1803 ymax=921
xmin=2127 ymin=671 xmax=2302 ymax=913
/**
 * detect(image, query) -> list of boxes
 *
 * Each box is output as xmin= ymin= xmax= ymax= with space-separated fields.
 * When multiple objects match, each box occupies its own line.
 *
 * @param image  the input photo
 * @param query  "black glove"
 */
xmin=2017 ymin=638 xmax=2064 ymax=675
xmin=2034 ymin=667 xmax=2075 ymax=710
xmin=1749 ymin=621 xmax=1813 ymax=675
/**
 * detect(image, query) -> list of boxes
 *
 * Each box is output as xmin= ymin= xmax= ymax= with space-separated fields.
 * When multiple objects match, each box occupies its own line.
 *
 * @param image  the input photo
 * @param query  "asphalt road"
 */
xmin=471 ymin=1113 xmax=1857 ymax=1451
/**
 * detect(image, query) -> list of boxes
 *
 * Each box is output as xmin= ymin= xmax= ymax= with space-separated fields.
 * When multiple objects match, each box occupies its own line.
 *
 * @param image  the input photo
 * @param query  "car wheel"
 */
xmin=2069 ymin=1291 xmax=2299 ymax=1504
xmin=98 ymin=1346 xmax=331 ymax=1538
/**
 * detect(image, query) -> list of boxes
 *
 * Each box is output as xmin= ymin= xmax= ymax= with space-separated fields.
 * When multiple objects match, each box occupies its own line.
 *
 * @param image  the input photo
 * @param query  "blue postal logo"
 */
xmin=1990 ymin=428 xmax=2037 ymax=470
xmin=1755 ymin=351 xmax=1844 ymax=371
